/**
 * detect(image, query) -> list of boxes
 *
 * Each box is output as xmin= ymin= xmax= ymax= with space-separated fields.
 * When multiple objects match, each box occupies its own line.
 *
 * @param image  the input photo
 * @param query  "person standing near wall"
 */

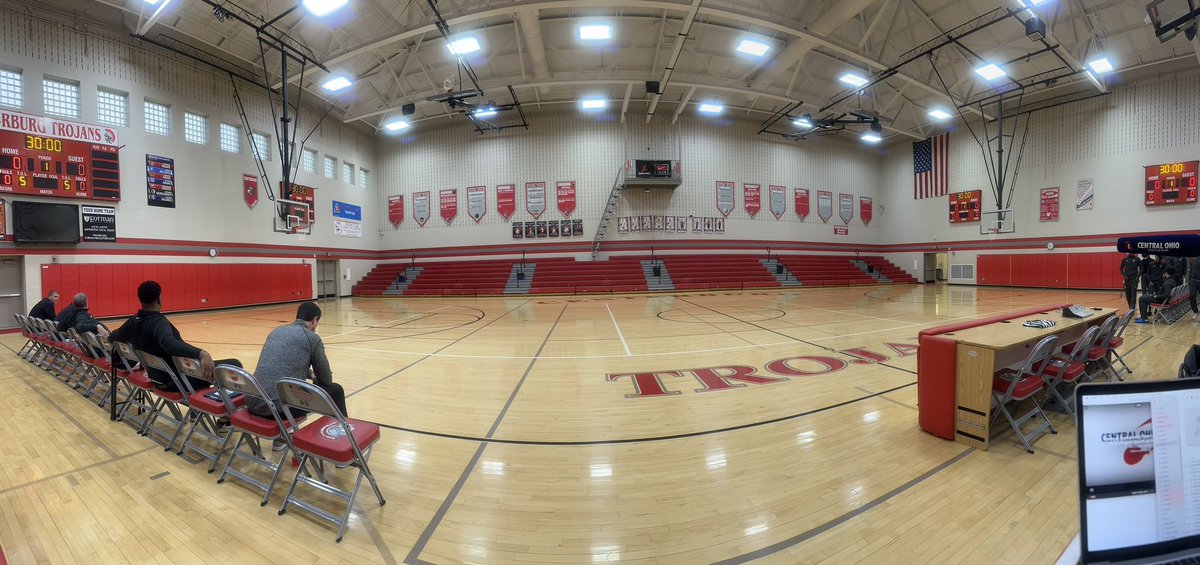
xmin=1120 ymin=253 xmax=1140 ymax=310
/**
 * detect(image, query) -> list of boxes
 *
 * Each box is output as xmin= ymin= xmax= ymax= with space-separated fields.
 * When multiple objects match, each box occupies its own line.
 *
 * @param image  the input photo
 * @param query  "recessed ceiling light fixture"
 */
xmin=447 ymin=36 xmax=481 ymax=56
xmin=973 ymin=62 xmax=1007 ymax=81
xmin=735 ymin=39 xmax=770 ymax=57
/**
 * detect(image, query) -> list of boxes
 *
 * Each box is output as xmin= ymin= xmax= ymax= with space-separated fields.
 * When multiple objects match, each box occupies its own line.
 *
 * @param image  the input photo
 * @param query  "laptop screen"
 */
xmin=1077 ymin=380 xmax=1200 ymax=562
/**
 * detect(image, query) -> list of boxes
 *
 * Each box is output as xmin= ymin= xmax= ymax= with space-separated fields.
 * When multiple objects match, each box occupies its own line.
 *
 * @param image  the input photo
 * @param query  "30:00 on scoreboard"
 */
xmin=0 ymin=111 xmax=121 ymax=201
xmin=1144 ymin=160 xmax=1198 ymax=206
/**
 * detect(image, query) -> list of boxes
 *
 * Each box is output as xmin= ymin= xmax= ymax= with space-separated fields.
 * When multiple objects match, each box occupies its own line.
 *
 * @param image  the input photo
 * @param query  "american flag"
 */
xmin=913 ymin=132 xmax=949 ymax=199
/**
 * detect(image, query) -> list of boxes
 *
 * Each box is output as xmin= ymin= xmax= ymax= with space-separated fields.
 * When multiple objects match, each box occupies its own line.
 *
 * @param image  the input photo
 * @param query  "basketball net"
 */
xmin=986 ymin=227 xmax=999 ymax=241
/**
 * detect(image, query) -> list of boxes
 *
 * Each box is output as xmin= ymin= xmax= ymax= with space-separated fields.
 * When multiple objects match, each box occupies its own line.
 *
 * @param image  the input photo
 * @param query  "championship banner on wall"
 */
xmin=526 ymin=182 xmax=546 ymax=218
xmin=795 ymin=188 xmax=810 ymax=220
xmin=242 ymin=174 xmax=258 ymax=209
xmin=556 ymin=181 xmax=576 ymax=217
xmin=413 ymin=191 xmax=430 ymax=226
xmin=1040 ymin=187 xmax=1060 ymax=222
xmin=146 ymin=154 xmax=175 ymax=208
xmin=768 ymin=185 xmax=785 ymax=219
xmin=282 ymin=182 xmax=316 ymax=224
xmin=81 ymin=206 xmax=116 ymax=242
xmin=860 ymin=197 xmax=873 ymax=226
xmin=388 ymin=195 xmax=404 ymax=227
xmin=1076 ymin=178 xmax=1094 ymax=210
xmin=467 ymin=185 xmax=486 ymax=222
xmin=744 ymin=184 xmax=761 ymax=217
xmin=496 ymin=184 xmax=516 ymax=220
xmin=440 ymin=188 xmax=458 ymax=224
xmin=839 ymin=193 xmax=853 ymax=225
xmin=716 ymin=181 xmax=735 ymax=217
xmin=817 ymin=190 xmax=833 ymax=223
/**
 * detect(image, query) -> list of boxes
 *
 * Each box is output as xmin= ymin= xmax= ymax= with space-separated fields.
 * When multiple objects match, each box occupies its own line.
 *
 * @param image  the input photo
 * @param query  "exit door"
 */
xmin=317 ymin=260 xmax=339 ymax=299
xmin=0 ymin=258 xmax=23 ymax=329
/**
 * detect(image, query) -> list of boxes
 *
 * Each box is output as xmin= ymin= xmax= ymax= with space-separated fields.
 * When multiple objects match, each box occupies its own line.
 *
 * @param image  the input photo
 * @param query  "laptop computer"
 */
xmin=1075 ymin=379 xmax=1200 ymax=564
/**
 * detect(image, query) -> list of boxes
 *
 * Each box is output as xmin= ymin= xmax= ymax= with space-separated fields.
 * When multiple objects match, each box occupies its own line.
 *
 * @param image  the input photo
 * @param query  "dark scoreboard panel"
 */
xmin=0 ymin=114 xmax=121 ymax=201
xmin=949 ymin=190 xmax=982 ymax=223
xmin=1144 ymin=161 xmax=1197 ymax=206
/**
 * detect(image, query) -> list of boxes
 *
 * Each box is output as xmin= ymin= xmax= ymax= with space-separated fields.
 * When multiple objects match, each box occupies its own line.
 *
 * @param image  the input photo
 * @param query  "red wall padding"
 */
xmin=975 ymin=252 xmax=1123 ymax=289
xmin=40 ymin=263 xmax=312 ymax=318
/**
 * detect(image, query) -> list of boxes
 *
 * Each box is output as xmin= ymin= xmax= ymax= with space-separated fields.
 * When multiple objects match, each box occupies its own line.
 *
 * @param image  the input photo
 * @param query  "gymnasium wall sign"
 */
xmin=331 ymin=200 xmax=362 ymax=238
xmin=388 ymin=195 xmax=403 ymax=227
xmin=1144 ymin=161 xmax=1198 ymax=205
xmin=145 ymin=154 xmax=175 ymax=208
xmin=1116 ymin=234 xmax=1200 ymax=257
xmin=81 ymin=205 xmax=116 ymax=242
xmin=607 ymin=342 xmax=918 ymax=398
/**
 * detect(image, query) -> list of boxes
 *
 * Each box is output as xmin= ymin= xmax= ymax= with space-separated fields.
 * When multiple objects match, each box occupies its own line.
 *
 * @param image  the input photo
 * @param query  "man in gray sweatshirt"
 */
xmin=248 ymin=302 xmax=347 ymax=426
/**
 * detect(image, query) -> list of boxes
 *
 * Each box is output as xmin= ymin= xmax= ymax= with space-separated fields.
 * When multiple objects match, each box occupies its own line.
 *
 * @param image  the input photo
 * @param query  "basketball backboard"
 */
xmin=1147 ymin=0 xmax=1200 ymax=43
xmin=980 ymin=208 xmax=1015 ymax=238
xmin=273 ymin=198 xmax=311 ymax=235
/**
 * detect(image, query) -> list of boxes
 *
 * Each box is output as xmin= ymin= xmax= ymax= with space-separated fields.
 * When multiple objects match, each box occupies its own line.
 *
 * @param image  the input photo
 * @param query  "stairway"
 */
xmin=851 ymin=260 xmax=890 ymax=283
xmin=760 ymin=259 xmax=802 ymax=287
xmin=382 ymin=267 xmax=423 ymax=295
xmin=591 ymin=166 xmax=626 ymax=260
xmin=641 ymin=260 xmax=675 ymax=291
xmin=504 ymin=263 xmax=535 ymax=294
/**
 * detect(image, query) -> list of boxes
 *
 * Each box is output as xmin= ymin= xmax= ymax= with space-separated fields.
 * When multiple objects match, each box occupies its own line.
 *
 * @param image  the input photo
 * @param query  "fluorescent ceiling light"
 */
xmin=735 ymin=39 xmax=770 ymax=57
xmin=1086 ymin=57 xmax=1114 ymax=74
xmin=382 ymin=118 xmax=410 ymax=132
xmin=927 ymin=108 xmax=952 ymax=121
xmin=321 ymin=76 xmax=352 ymax=92
xmin=973 ymin=63 xmax=1006 ymax=81
xmin=143 ymin=0 xmax=161 ymax=4
xmin=580 ymin=98 xmax=607 ymax=110
xmin=447 ymin=37 xmax=481 ymax=55
xmin=579 ymin=25 xmax=612 ymax=40
xmin=839 ymin=73 xmax=869 ymax=88
xmin=793 ymin=116 xmax=813 ymax=128
xmin=698 ymin=103 xmax=723 ymax=114
xmin=860 ymin=132 xmax=882 ymax=143
xmin=473 ymin=107 xmax=497 ymax=118
xmin=1026 ymin=0 xmax=1052 ymax=5
xmin=302 ymin=0 xmax=348 ymax=17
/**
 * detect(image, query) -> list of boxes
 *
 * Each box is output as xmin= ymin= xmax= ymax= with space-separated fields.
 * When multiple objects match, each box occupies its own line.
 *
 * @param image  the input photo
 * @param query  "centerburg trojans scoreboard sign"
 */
xmin=0 ymin=109 xmax=121 ymax=200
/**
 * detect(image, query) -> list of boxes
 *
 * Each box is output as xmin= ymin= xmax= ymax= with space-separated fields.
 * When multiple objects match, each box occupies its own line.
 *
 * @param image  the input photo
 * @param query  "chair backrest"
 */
xmin=109 ymin=340 xmax=140 ymax=373
xmin=173 ymin=356 xmax=213 ymax=387
xmin=136 ymin=349 xmax=195 ymax=396
xmin=276 ymin=378 xmax=366 ymax=461
xmin=1001 ymin=335 xmax=1060 ymax=397
xmin=81 ymin=332 xmax=109 ymax=362
xmin=212 ymin=365 xmax=295 ymax=434
xmin=67 ymin=328 xmax=93 ymax=356
xmin=1061 ymin=326 xmax=1101 ymax=367
xmin=1111 ymin=309 xmax=1134 ymax=339
xmin=1092 ymin=316 xmax=1119 ymax=351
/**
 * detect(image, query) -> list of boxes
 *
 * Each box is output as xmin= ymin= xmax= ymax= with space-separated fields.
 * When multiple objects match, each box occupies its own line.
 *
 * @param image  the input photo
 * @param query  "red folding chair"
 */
xmin=276 ymin=379 xmax=385 ymax=542
xmin=1106 ymin=309 xmax=1135 ymax=378
xmin=109 ymin=340 xmax=157 ymax=432
xmin=132 ymin=350 xmax=193 ymax=451
xmin=1036 ymin=326 xmax=1099 ymax=420
xmin=992 ymin=334 xmax=1060 ymax=453
xmin=173 ymin=356 xmax=242 ymax=469
xmin=14 ymin=314 xmax=42 ymax=360
xmin=213 ymin=365 xmax=306 ymax=504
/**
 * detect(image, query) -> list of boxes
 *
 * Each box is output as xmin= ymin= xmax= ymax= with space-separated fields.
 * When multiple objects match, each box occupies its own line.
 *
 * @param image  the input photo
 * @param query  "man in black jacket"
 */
xmin=28 ymin=290 xmax=59 ymax=320
xmin=1119 ymin=253 xmax=1140 ymax=310
xmin=56 ymin=293 xmax=103 ymax=334
xmin=1189 ymin=256 xmax=1200 ymax=322
xmin=108 ymin=280 xmax=241 ymax=392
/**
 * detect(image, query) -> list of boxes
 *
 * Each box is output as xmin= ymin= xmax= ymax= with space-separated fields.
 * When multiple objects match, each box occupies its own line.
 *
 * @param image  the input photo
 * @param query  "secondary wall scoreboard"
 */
xmin=1144 ymin=161 xmax=1198 ymax=206
xmin=0 ymin=109 xmax=121 ymax=200
xmin=949 ymin=190 xmax=982 ymax=223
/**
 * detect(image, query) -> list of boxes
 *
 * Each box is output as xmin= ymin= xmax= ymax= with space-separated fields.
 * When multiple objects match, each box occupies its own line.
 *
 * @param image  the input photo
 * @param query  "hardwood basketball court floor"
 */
xmin=2 ymin=284 xmax=1196 ymax=564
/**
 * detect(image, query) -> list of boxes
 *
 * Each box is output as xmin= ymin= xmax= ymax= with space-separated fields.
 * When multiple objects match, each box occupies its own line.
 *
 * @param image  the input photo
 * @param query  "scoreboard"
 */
xmin=1144 ymin=161 xmax=1197 ymax=206
xmin=949 ymin=190 xmax=982 ymax=223
xmin=0 ymin=110 xmax=121 ymax=201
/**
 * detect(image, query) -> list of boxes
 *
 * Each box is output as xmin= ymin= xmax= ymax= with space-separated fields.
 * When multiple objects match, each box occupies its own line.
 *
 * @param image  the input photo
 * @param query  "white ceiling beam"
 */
xmin=671 ymin=86 xmax=696 ymax=124
xmin=646 ymin=0 xmax=702 ymax=124
xmin=620 ymin=82 xmax=633 ymax=124
xmin=516 ymin=8 xmax=552 ymax=94
xmin=135 ymin=0 xmax=175 ymax=37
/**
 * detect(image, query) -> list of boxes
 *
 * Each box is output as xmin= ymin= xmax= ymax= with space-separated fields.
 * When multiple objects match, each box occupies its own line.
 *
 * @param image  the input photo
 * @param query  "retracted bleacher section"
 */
xmin=353 ymin=254 xmax=917 ymax=297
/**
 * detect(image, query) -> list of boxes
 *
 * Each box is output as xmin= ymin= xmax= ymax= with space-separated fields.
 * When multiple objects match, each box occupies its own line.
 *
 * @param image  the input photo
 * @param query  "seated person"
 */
xmin=248 ymin=302 xmax=347 ymax=450
xmin=28 ymin=290 xmax=60 ymax=321
xmin=56 ymin=293 xmax=108 ymax=357
xmin=1137 ymin=267 xmax=1182 ymax=323
xmin=108 ymin=280 xmax=241 ymax=392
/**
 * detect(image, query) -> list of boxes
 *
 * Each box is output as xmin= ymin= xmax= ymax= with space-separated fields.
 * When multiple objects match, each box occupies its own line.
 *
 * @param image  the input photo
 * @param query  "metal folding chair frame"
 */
xmin=991 ymin=334 xmax=1060 ymax=454
xmin=213 ymin=365 xmax=302 ymax=504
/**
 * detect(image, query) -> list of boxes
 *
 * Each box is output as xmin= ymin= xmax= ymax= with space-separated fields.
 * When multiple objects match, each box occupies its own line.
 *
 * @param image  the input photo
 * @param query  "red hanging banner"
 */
xmin=496 ymin=184 xmax=516 ymax=220
xmin=388 ymin=195 xmax=404 ymax=227
xmin=556 ymin=181 xmax=577 ymax=217
xmin=440 ymin=188 xmax=458 ymax=224
xmin=242 ymin=174 xmax=258 ymax=209
xmin=860 ymin=197 xmax=873 ymax=226
xmin=744 ymin=184 xmax=761 ymax=217
xmin=795 ymin=188 xmax=810 ymax=220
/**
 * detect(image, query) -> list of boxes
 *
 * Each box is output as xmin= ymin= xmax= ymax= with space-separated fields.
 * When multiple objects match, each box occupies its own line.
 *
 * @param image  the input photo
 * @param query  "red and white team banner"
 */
xmin=467 ymin=185 xmax=486 ymax=222
xmin=795 ymin=188 xmax=810 ymax=220
xmin=413 ymin=191 xmax=430 ymax=226
xmin=839 ymin=193 xmax=854 ymax=225
xmin=440 ymin=188 xmax=458 ymax=224
xmin=388 ymin=195 xmax=404 ymax=227
xmin=556 ymin=181 xmax=576 ymax=217
xmin=526 ymin=182 xmax=546 ymax=219
xmin=817 ymin=190 xmax=833 ymax=223
xmin=860 ymin=196 xmax=873 ymax=226
xmin=496 ymin=184 xmax=516 ymax=220
xmin=716 ymin=181 xmax=735 ymax=217
xmin=1040 ymin=187 xmax=1060 ymax=222
xmin=242 ymin=174 xmax=258 ymax=209
xmin=744 ymin=184 xmax=761 ymax=217
xmin=768 ymin=185 xmax=785 ymax=219
xmin=0 ymin=108 xmax=119 ymax=145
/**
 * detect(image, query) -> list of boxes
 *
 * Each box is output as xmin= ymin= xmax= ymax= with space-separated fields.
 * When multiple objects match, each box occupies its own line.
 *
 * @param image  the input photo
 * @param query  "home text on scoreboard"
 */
xmin=948 ymin=190 xmax=982 ymax=223
xmin=1144 ymin=161 xmax=1198 ymax=206
xmin=0 ymin=109 xmax=121 ymax=201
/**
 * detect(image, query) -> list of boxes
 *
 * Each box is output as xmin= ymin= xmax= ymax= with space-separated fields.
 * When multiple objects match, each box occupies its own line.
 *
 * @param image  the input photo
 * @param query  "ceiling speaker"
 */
xmin=645 ymin=81 xmax=660 ymax=94
xmin=401 ymin=103 xmax=415 ymax=115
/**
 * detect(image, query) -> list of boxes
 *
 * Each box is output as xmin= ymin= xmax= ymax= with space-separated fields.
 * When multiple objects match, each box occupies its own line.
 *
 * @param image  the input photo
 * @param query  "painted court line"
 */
xmin=605 ymin=303 xmax=632 ymax=356
xmin=323 ymin=306 xmax=450 ymax=338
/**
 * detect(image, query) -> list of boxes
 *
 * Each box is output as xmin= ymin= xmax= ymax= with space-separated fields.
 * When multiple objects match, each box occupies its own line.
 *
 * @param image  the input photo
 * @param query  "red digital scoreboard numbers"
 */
xmin=949 ymin=190 xmax=982 ymax=223
xmin=1144 ymin=161 xmax=1198 ymax=206
xmin=0 ymin=109 xmax=121 ymax=201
